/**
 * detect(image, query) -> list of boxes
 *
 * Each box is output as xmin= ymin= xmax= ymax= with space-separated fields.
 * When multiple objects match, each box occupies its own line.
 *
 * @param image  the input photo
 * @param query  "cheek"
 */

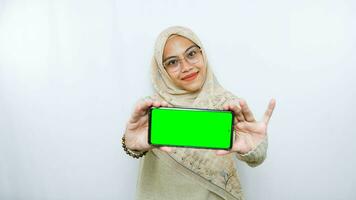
xmin=196 ymin=59 xmax=206 ymax=72
xmin=198 ymin=64 xmax=207 ymax=80
xmin=167 ymin=71 xmax=181 ymax=85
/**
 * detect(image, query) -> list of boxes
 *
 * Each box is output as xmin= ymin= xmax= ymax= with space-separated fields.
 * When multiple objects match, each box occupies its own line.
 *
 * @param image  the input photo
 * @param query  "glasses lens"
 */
xmin=185 ymin=47 xmax=201 ymax=64
xmin=164 ymin=58 xmax=180 ymax=71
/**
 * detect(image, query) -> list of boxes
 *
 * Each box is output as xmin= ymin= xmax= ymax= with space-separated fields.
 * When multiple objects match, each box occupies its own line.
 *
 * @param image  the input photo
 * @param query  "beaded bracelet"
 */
xmin=121 ymin=136 xmax=148 ymax=159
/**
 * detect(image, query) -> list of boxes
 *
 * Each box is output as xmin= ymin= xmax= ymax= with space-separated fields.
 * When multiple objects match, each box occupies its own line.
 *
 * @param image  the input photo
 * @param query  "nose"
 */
xmin=180 ymin=58 xmax=193 ymax=72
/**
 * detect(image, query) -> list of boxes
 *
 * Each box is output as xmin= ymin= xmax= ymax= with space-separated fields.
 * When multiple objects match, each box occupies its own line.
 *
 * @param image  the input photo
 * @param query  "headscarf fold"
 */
xmin=150 ymin=26 xmax=243 ymax=199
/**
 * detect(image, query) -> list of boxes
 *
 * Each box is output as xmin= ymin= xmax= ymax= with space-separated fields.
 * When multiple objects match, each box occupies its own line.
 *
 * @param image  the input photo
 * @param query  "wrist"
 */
xmin=124 ymin=133 xmax=152 ymax=152
xmin=237 ymin=136 xmax=266 ymax=155
xmin=122 ymin=135 xmax=148 ymax=159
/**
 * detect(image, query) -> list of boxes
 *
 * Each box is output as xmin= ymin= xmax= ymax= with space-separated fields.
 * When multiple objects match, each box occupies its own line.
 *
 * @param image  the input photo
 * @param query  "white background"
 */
xmin=0 ymin=0 xmax=355 ymax=199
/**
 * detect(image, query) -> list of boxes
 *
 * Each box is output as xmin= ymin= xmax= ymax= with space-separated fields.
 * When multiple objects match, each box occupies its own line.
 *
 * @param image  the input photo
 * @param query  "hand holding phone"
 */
xmin=124 ymin=99 xmax=172 ymax=152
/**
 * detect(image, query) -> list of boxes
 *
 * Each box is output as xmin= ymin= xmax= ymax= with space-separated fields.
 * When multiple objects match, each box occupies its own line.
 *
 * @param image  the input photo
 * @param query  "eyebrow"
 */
xmin=163 ymin=45 xmax=199 ymax=63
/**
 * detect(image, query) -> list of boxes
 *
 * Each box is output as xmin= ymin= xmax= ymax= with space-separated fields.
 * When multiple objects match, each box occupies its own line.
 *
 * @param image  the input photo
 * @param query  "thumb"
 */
xmin=215 ymin=150 xmax=231 ymax=156
xmin=159 ymin=146 xmax=173 ymax=153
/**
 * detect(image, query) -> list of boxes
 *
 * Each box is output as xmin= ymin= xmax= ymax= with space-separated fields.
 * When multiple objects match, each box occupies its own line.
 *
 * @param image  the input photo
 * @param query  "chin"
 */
xmin=183 ymin=82 xmax=204 ymax=92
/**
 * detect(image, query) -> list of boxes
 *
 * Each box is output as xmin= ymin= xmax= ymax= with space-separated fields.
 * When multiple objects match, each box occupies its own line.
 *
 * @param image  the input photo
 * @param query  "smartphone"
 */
xmin=148 ymin=107 xmax=234 ymax=150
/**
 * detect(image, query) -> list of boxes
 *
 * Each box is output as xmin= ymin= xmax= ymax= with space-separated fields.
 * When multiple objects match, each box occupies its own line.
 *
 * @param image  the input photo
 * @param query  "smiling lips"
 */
xmin=182 ymin=72 xmax=199 ymax=81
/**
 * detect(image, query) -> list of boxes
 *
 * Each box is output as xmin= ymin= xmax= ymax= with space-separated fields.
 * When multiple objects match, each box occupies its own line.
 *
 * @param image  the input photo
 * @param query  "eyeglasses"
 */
xmin=163 ymin=45 xmax=202 ymax=73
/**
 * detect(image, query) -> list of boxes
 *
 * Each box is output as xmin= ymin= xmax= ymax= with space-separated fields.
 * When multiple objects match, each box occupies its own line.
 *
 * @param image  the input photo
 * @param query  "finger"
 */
xmin=229 ymin=104 xmax=245 ymax=122
xmin=161 ymin=101 xmax=169 ymax=107
xmin=222 ymin=104 xmax=229 ymax=111
xmin=233 ymin=117 xmax=238 ymax=127
xmin=139 ymin=98 xmax=154 ymax=113
xmin=153 ymin=100 xmax=171 ymax=108
xmin=236 ymin=121 xmax=266 ymax=133
xmin=215 ymin=149 xmax=231 ymax=156
xmin=239 ymin=99 xmax=256 ymax=122
xmin=223 ymin=103 xmax=238 ymax=125
xmin=129 ymin=99 xmax=153 ymax=123
xmin=159 ymin=146 xmax=173 ymax=153
xmin=262 ymin=98 xmax=276 ymax=124
xmin=152 ymin=101 xmax=161 ymax=108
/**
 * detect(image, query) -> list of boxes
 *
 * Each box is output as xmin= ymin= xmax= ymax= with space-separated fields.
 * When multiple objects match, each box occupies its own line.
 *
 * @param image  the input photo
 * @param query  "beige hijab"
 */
xmin=150 ymin=26 xmax=243 ymax=199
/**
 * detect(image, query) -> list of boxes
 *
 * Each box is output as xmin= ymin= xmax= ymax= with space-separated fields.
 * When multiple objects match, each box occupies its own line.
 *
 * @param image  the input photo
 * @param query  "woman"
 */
xmin=122 ymin=26 xmax=276 ymax=200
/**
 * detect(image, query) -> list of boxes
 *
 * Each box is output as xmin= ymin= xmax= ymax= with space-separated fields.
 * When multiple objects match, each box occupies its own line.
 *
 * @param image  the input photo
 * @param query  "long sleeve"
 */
xmin=236 ymin=136 xmax=268 ymax=167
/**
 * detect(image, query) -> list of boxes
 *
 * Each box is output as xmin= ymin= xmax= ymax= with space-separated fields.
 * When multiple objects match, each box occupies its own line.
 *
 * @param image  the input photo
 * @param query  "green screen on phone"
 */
xmin=148 ymin=107 xmax=234 ymax=150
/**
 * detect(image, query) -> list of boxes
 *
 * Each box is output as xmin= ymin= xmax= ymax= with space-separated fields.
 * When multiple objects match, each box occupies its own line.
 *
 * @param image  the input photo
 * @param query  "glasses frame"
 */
xmin=163 ymin=45 xmax=202 ymax=72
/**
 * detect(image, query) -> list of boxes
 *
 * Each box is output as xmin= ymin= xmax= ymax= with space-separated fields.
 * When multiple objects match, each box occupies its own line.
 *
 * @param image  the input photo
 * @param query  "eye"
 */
xmin=166 ymin=59 xmax=178 ymax=67
xmin=187 ymin=50 xmax=197 ymax=58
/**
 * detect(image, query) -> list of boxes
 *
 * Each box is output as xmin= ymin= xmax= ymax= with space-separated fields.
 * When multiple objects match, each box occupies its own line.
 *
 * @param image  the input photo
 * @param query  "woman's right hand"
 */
xmin=124 ymin=98 xmax=173 ymax=153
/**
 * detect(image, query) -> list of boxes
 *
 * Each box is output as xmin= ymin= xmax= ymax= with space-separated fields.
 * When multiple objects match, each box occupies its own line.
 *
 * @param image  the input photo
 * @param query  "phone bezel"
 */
xmin=148 ymin=107 xmax=234 ymax=150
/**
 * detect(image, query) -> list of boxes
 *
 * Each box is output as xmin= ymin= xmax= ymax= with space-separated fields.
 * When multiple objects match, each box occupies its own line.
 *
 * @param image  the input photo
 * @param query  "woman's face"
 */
xmin=162 ymin=35 xmax=207 ymax=92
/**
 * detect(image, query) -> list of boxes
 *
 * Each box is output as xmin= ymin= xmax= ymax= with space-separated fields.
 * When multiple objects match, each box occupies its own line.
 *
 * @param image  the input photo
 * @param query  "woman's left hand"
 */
xmin=216 ymin=98 xmax=276 ymax=156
